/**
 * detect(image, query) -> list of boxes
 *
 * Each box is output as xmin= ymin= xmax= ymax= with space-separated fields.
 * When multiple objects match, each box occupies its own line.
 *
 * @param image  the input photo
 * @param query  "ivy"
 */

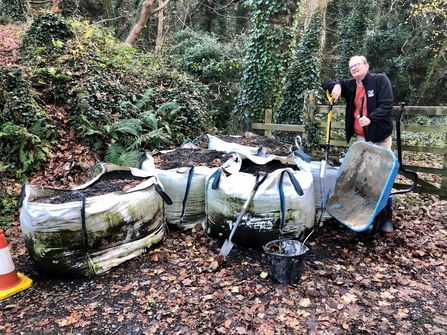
xmin=0 ymin=66 xmax=55 ymax=139
xmin=19 ymin=13 xmax=75 ymax=64
xmin=0 ymin=66 xmax=55 ymax=179
xmin=16 ymin=15 xmax=215 ymax=156
xmin=233 ymin=0 xmax=300 ymax=126
xmin=0 ymin=0 xmax=31 ymax=22
xmin=275 ymin=9 xmax=323 ymax=150
xmin=335 ymin=0 xmax=376 ymax=78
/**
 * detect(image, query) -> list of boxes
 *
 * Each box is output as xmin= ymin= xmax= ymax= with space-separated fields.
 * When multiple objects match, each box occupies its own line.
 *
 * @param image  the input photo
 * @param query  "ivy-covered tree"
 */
xmin=277 ymin=9 xmax=323 ymax=126
xmin=335 ymin=0 xmax=377 ymax=78
xmin=232 ymin=0 xmax=300 ymax=129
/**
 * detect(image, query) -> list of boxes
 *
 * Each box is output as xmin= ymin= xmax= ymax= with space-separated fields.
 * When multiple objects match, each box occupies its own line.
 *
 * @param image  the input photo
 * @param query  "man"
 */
xmin=321 ymin=55 xmax=395 ymax=237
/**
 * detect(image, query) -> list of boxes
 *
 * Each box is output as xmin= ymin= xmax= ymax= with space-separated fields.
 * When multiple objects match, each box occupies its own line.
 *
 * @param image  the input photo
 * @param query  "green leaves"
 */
xmin=275 ymin=9 xmax=322 ymax=148
xmin=0 ymin=122 xmax=50 ymax=178
xmin=19 ymin=13 xmax=74 ymax=64
xmin=233 ymin=0 xmax=298 ymax=124
xmin=0 ymin=66 xmax=55 ymax=178
xmin=165 ymin=30 xmax=244 ymax=129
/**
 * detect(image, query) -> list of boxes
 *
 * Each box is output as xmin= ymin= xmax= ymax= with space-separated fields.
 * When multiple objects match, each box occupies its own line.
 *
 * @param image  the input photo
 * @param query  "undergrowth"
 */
xmin=6 ymin=13 xmax=215 ymax=174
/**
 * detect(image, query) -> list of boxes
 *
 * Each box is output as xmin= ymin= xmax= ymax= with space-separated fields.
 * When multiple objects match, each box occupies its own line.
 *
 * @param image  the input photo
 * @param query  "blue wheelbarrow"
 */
xmin=325 ymin=102 xmax=418 ymax=234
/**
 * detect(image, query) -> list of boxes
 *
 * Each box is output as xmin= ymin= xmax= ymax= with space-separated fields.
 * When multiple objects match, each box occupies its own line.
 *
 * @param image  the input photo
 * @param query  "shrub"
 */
xmin=19 ymin=13 xmax=74 ymax=63
xmin=165 ymin=30 xmax=245 ymax=130
xmin=0 ymin=66 xmax=54 ymax=178
xmin=17 ymin=17 xmax=215 ymax=155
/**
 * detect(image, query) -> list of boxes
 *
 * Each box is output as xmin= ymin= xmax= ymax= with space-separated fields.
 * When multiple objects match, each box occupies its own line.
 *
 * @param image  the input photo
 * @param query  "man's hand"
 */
xmin=358 ymin=116 xmax=371 ymax=127
xmin=331 ymin=84 xmax=341 ymax=101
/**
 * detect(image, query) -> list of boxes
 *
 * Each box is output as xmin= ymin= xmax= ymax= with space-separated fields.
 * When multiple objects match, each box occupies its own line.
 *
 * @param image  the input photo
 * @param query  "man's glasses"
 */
xmin=349 ymin=62 xmax=365 ymax=70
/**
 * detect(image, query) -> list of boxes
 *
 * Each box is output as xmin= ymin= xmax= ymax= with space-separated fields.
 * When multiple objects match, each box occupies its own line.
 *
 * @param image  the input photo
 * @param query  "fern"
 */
xmin=0 ymin=122 xmax=50 ymax=178
xmin=104 ymin=94 xmax=185 ymax=157
xmin=128 ymin=130 xmax=172 ymax=151
xmin=139 ymin=111 xmax=159 ymax=130
xmin=109 ymin=119 xmax=143 ymax=137
xmin=135 ymin=88 xmax=154 ymax=110
xmin=104 ymin=143 xmax=140 ymax=167
xmin=156 ymin=102 xmax=180 ymax=115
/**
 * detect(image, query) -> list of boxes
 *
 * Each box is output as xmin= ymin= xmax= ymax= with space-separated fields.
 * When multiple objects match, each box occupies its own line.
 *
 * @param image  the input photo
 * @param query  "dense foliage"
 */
xmin=0 ymin=66 xmax=54 ymax=178
xmin=323 ymin=0 xmax=447 ymax=106
xmin=275 ymin=9 xmax=323 ymax=148
xmin=3 ymin=14 xmax=215 ymax=177
xmin=232 ymin=0 xmax=300 ymax=127
xmin=165 ymin=30 xmax=245 ymax=130
xmin=19 ymin=13 xmax=75 ymax=61
xmin=0 ymin=0 xmax=30 ymax=22
xmin=334 ymin=1 xmax=376 ymax=79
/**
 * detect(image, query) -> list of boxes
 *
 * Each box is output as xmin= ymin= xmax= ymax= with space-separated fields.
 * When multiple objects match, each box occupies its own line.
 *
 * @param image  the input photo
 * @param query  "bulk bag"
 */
xmin=155 ymin=166 xmax=218 ymax=230
xmin=308 ymin=161 xmax=339 ymax=220
xmin=141 ymin=148 xmax=240 ymax=231
xmin=204 ymin=154 xmax=315 ymax=249
xmin=19 ymin=163 xmax=171 ymax=277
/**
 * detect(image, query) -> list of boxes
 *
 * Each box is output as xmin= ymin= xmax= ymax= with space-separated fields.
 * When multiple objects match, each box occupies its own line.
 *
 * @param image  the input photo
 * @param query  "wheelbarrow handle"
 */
xmin=391 ymin=102 xmax=418 ymax=195
xmin=359 ymin=96 xmax=368 ymax=141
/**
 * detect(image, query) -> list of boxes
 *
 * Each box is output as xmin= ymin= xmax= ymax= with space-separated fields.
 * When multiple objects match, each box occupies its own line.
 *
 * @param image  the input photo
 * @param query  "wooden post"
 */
xmin=303 ymin=91 xmax=317 ymax=147
xmin=264 ymin=109 xmax=273 ymax=136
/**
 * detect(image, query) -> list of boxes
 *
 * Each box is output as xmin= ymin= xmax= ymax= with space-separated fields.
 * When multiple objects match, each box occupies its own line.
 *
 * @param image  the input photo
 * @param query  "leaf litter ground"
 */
xmin=2 ymin=132 xmax=447 ymax=335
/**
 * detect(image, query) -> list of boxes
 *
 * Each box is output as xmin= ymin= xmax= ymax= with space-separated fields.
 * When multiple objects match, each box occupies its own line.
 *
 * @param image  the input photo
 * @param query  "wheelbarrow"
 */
xmin=324 ymin=102 xmax=418 ymax=234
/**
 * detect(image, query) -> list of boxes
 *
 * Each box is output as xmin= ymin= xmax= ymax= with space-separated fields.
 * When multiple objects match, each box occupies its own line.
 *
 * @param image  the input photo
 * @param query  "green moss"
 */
xmin=103 ymin=210 xmax=125 ymax=233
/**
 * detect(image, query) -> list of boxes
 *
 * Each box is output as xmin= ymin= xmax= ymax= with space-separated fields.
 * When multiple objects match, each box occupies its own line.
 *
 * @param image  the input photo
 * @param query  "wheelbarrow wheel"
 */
xmin=358 ymin=207 xmax=387 ymax=238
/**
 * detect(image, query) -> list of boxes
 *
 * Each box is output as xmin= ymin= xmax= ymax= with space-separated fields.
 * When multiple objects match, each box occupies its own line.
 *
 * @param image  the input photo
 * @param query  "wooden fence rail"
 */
xmin=252 ymin=92 xmax=447 ymax=199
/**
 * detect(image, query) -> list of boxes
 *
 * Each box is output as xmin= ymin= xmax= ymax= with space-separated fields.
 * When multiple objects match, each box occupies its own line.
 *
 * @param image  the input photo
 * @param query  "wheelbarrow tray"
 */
xmin=325 ymin=142 xmax=399 ymax=232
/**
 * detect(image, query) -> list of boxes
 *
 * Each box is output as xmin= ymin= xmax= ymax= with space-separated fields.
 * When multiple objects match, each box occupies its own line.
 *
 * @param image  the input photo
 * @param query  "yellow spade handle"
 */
xmin=325 ymin=90 xmax=334 ymax=143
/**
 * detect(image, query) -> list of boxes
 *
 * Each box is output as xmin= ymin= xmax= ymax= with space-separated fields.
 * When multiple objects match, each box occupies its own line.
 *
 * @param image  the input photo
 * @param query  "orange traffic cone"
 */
xmin=0 ymin=230 xmax=32 ymax=300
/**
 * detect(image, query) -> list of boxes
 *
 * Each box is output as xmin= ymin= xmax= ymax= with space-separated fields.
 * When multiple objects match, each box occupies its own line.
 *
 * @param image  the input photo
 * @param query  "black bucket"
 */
xmin=263 ymin=239 xmax=309 ymax=285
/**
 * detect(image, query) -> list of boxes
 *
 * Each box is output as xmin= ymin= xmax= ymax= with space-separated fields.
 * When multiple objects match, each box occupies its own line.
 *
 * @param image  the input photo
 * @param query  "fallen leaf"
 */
xmin=341 ymin=293 xmax=358 ymax=303
xmin=299 ymin=298 xmax=311 ymax=307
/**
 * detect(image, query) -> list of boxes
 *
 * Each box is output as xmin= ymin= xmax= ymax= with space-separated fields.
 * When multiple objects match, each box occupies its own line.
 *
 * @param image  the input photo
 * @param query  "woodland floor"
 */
xmin=1 ymin=24 xmax=447 ymax=335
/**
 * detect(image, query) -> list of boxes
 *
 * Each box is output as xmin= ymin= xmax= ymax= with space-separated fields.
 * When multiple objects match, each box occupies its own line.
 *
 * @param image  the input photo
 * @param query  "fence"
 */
xmin=251 ymin=92 xmax=447 ymax=199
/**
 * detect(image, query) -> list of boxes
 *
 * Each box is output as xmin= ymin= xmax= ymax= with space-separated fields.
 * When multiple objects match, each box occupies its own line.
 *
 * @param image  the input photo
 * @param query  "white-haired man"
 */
xmin=322 ymin=55 xmax=395 ymax=237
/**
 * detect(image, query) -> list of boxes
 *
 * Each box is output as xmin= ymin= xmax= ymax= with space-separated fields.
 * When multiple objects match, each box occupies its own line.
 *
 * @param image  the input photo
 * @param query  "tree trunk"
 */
xmin=419 ymin=38 xmax=447 ymax=101
xmin=317 ymin=0 xmax=328 ymax=56
xmin=154 ymin=0 xmax=164 ymax=54
xmin=125 ymin=0 xmax=170 ymax=47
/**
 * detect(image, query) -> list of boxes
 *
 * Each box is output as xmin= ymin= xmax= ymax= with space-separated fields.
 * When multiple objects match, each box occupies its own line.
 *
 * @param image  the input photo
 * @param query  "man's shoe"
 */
xmin=380 ymin=204 xmax=394 ymax=237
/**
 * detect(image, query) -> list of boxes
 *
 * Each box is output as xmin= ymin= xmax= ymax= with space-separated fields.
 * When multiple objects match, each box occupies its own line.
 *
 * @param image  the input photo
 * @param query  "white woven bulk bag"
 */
xmin=206 ymin=134 xmax=264 ymax=156
xmin=205 ymin=154 xmax=315 ymax=249
xmin=141 ymin=148 xmax=241 ymax=231
xmin=309 ymin=161 xmax=339 ymax=219
xmin=155 ymin=166 xmax=219 ymax=230
xmin=19 ymin=163 xmax=170 ymax=277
